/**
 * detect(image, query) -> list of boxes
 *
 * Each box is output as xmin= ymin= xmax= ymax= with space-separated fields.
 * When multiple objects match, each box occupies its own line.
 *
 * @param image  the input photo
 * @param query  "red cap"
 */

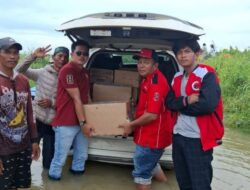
xmin=133 ymin=48 xmax=158 ymax=61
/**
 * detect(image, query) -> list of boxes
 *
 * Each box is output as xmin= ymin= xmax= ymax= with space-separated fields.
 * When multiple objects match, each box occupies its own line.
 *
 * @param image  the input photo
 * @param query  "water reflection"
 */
xmin=212 ymin=128 xmax=250 ymax=190
xmin=30 ymin=157 xmax=178 ymax=190
xmin=30 ymin=128 xmax=250 ymax=190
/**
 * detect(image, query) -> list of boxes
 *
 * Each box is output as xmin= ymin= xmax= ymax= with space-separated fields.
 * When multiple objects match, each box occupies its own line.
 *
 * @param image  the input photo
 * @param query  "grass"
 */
xmin=204 ymin=48 xmax=250 ymax=133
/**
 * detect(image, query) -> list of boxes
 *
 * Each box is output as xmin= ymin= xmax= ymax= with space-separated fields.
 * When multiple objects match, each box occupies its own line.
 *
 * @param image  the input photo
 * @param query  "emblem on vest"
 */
xmin=66 ymin=74 xmax=74 ymax=84
xmin=153 ymin=92 xmax=159 ymax=102
xmin=191 ymin=81 xmax=200 ymax=91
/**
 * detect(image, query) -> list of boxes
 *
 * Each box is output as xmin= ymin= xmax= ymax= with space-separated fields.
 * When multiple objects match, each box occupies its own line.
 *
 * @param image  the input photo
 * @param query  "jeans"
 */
xmin=132 ymin=145 xmax=164 ymax=185
xmin=49 ymin=126 xmax=89 ymax=179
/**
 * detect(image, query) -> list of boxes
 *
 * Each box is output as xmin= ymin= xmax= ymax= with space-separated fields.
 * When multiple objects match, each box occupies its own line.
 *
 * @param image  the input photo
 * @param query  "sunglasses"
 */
xmin=75 ymin=51 xmax=89 ymax=57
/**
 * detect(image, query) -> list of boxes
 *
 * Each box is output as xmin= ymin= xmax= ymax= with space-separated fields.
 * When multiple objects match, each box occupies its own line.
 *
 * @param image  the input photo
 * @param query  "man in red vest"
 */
xmin=119 ymin=48 xmax=172 ymax=190
xmin=166 ymin=39 xmax=224 ymax=190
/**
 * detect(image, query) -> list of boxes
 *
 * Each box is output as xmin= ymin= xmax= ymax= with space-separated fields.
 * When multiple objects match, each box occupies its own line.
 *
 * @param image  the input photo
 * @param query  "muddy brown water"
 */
xmin=29 ymin=128 xmax=250 ymax=190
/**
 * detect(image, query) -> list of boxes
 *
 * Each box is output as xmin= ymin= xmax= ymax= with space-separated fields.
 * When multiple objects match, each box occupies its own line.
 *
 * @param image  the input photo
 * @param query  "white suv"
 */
xmin=57 ymin=12 xmax=204 ymax=169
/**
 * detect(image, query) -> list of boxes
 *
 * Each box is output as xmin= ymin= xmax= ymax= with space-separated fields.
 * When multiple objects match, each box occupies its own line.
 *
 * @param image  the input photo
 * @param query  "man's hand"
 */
xmin=32 ymin=143 xmax=40 ymax=161
xmin=0 ymin=159 xmax=4 ymax=175
xmin=37 ymin=99 xmax=52 ymax=108
xmin=119 ymin=122 xmax=133 ymax=137
xmin=81 ymin=124 xmax=95 ymax=138
xmin=187 ymin=94 xmax=199 ymax=105
xmin=31 ymin=45 xmax=51 ymax=59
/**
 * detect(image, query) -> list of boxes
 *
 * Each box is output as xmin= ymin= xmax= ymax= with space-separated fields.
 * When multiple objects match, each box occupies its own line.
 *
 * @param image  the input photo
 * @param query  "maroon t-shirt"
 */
xmin=0 ymin=72 xmax=37 ymax=155
xmin=52 ymin=62 xmax=89 ymax=126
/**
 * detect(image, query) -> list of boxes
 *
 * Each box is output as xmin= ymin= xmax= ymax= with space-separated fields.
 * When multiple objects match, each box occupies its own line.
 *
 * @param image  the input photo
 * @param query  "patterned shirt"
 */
xmin=0 ymin=71 xmax=37 ymax=155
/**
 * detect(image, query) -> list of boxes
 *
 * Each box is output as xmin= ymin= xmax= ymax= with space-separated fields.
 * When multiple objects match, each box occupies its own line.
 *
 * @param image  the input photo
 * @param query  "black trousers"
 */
xmin=36 ymin=119 xmax=55 ymax=169
xmin=173 ymin=134 xmax=213 ymax=190
xmin=0 ymin=148 xmax=32 ymax=190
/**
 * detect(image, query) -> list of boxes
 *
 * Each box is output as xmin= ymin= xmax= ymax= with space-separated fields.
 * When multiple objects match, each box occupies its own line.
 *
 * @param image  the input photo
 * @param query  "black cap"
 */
xmin=53 ymin=46 xmax=69 ymax=56
xmin=0 ymin=37 xmax=22 ymax=50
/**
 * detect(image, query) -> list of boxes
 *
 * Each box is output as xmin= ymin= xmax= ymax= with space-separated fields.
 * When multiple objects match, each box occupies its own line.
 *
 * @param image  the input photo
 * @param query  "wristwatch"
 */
xmin=79 ymin=120 xmax=87 ymax=127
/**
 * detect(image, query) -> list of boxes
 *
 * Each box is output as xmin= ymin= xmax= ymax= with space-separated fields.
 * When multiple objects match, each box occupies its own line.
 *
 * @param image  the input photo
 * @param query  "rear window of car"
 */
xmin=87 ymin=50 xmax=178 ymax=85
xmin=88 ymin=51 xmax=137 ymax=70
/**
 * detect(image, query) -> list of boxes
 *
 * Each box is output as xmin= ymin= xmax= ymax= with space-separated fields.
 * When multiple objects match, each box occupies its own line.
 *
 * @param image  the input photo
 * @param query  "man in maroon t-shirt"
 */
xmin=49 ymin=40 xmax=94 ymax=180
xmin=119 ymin=48 xmax=171 ymax=190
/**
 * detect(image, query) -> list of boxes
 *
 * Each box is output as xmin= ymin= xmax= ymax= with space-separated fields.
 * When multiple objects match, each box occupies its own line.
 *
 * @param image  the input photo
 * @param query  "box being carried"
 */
xmin=83 ymin=102 xmax=128 ymax=136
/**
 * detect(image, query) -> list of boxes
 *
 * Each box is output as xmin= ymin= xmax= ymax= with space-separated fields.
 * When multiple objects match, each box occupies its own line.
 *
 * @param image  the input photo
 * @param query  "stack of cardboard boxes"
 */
xmin=83 ymin=68 xmax=140 ymax=136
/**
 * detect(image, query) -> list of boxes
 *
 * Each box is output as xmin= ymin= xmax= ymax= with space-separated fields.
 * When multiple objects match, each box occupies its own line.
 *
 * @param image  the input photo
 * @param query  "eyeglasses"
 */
xmin=75 ymin=51 xmax=89 ymax=57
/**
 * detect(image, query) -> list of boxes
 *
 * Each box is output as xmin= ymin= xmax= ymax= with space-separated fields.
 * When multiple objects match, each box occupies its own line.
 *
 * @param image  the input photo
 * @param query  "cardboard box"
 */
xmin=93 ymin=83 xmax=132 ymax=102
xmin=83 ymin=102 xmax=128 ymax=136
xmin=114 ymin=70 xmax=140 ymax=87
xmin=90 ymin=68 xmax=114 ymax=83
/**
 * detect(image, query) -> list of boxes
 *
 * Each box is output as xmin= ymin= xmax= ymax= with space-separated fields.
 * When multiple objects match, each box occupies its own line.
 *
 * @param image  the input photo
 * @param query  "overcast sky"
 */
xmin=1 ymin=0 xmax=249 ymax=52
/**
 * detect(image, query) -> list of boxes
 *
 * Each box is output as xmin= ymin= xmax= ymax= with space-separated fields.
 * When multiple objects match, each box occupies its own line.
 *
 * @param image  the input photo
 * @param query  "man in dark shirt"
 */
xmin=0 ymin=37 xmax=40 ymax=190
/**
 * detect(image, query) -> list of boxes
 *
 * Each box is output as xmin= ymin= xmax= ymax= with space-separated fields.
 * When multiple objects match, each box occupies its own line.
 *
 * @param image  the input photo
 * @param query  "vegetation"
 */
xmin=204 ymin=48 xmax=250 ymax=133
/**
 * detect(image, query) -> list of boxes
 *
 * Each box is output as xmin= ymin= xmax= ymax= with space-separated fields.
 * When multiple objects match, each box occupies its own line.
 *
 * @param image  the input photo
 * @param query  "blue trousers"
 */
xmin=132 ymin=145 xmax=164 ymax=185
xmin=49 ymin=126 xmax=88 ymax=179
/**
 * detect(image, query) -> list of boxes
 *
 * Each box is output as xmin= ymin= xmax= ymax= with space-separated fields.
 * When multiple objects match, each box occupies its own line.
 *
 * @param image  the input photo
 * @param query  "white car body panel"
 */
xmin=57 ymin=12 xmax=204 ymax=50
xmin=88 ymin=136 xmax=173 ymax=168
xmin=57 ymin=12 xmax=204 ymax=36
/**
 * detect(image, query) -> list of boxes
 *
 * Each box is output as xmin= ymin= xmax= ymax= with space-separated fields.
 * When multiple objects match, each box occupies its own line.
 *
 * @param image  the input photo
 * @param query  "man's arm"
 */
xmin=166 ymin=89 xmax=187 ymax=111
xmin=26 ymin=81 xmax=40 ymax=160
xmin=180 ymin=72 xmax=221 ymax=116
xmin=15 ymin=45 xmax=51 ymax=81
xmin=166 ymin=88 xmax=199 ymax=111
xmin=66 ymin=87 xmax=94 ymax=137
xmin=119 ymin=77 xmax=166 ymax=137
xmin=119 ymin=112 xmax=157 ymax=137
xmin=166 ymin=72 xmax=221 ymax=116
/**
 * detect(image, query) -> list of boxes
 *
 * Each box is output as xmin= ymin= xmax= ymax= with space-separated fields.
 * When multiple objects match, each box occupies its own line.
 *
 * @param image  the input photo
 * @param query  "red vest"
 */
xmin=134 ymin=69 xmax=173 ymax=149
xmin=172 ymin=64 xmax=224 ymax=151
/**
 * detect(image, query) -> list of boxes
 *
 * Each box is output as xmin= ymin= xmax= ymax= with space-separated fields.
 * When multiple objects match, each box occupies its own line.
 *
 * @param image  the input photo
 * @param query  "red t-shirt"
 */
xmin=52 ymin=62 xmax=89 ymax=126
xmin=134 ymin=69 xmax=171 ymax=149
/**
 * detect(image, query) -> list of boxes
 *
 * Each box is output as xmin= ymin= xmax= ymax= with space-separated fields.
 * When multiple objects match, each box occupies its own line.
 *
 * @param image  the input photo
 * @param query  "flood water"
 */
xmin=29 ymin=128 xmax=250 ymax=190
